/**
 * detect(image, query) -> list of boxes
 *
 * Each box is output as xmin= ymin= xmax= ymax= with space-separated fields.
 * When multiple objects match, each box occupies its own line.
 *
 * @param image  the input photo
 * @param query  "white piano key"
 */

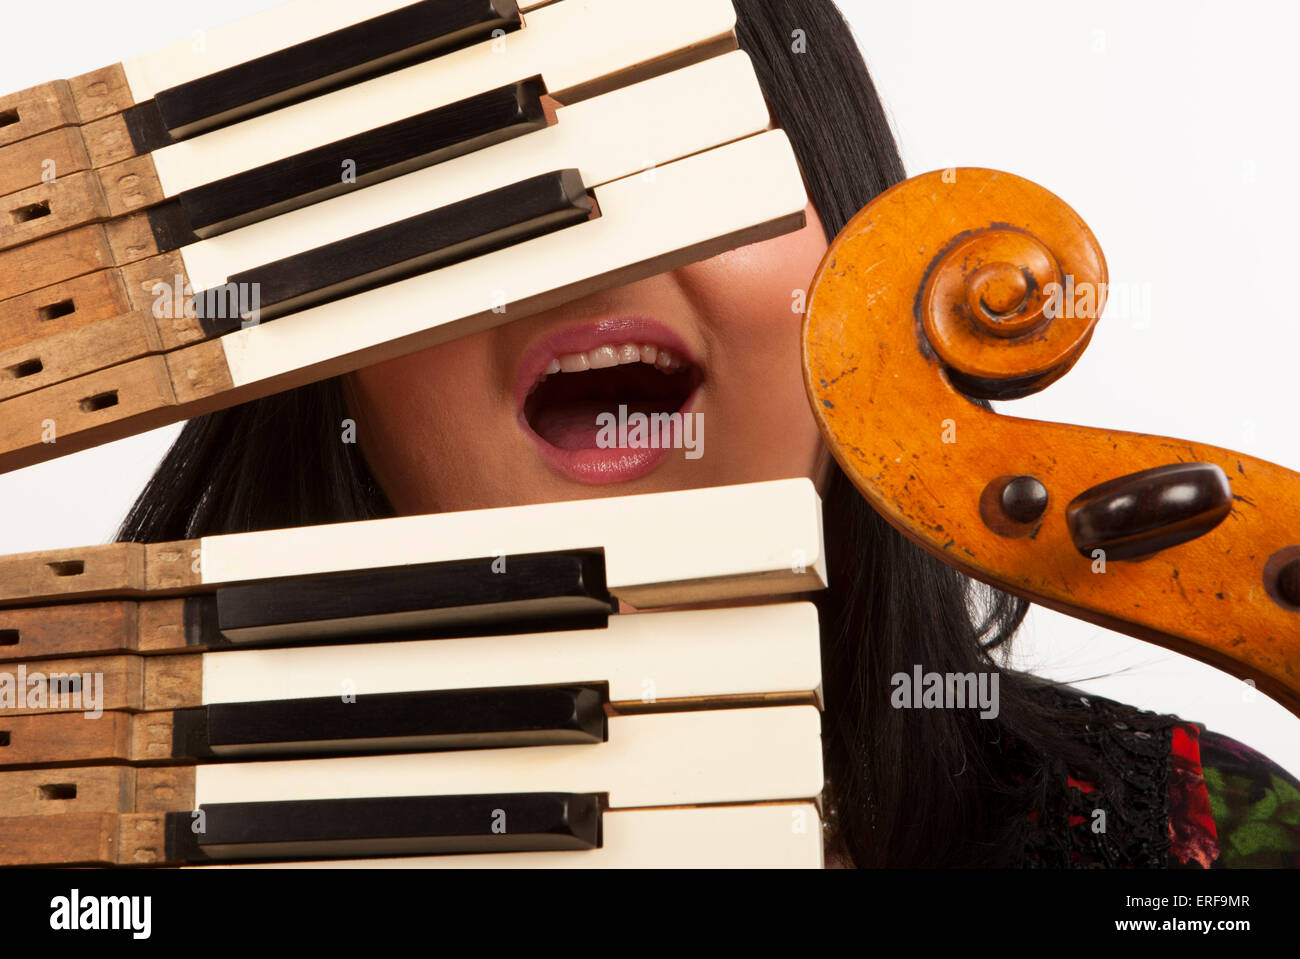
xmin=197 ymin=478 xmax=826 ymax=609
xmin=151 ymin=0 xmax=738 ymax=195
xmin=198 ymin=803 xmax=825 ymax=868
xmin=216 ymin=130 xmax=806 ymax=390
xmin=180 ymin=51 xmax=770 ymax=291
xmin=195 ymin=705 xmax=823 ymax=809
xmin=200 ymin=602 xmax=823 ymax=706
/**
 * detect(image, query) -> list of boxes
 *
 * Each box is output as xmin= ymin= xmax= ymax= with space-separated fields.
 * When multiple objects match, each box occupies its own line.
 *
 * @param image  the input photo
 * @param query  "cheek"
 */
xmin=678 ymin=210 xmax=827 ymax=360
xmin=351 ymin=335 xmax=485 ymax=434
xmin=676 ymin=209 xmax=829 ymax=444
xmin=345 ymin=331 xmax=503 ymax=507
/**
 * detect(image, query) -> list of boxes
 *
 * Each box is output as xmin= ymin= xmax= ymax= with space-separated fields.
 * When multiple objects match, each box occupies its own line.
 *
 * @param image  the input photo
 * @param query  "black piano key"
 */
xmin=195 ymin=168 xmax=590 ymax=331
xmin=158 ymin=77 xmax=548 ymax=247
xmin=144 ymin=200 xmax=201 ymax=257
xmin=182 ymin=595 xmax=221 ymax=647
xmin=166 ymin=793 xmax=602 ymax=862
xmin=122 ymin=100 xmax=174 ymax=155
xmin=152 ymin=0 xmax=523 ymax=141
xmin=171 ymin=684 xmax=608 ymax=759
xmin=177 ymin=590 xmax=603 ymax=652
xmin=215 ymin=549 xmax=610 ymax=645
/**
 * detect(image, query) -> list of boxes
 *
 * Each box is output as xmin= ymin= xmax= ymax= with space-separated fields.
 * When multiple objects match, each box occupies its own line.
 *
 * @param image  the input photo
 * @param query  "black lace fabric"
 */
xmin=1019 ymin=686 xmax=1181 ymax=868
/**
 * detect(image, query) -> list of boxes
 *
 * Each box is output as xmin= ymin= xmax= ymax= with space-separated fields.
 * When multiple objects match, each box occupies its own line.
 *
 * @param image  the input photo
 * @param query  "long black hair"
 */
xmin=119 ymin=0 xmax=1098 ymax=867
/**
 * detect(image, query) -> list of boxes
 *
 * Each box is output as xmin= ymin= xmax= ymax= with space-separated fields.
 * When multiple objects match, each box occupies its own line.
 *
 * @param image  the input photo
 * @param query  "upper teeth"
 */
xmin=543 ymin=343 xmax=685 ymax=378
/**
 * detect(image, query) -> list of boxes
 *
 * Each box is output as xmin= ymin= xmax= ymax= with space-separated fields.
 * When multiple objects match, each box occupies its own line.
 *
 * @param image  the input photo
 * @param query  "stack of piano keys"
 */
xmin=0 ymin=480 xmax=828 ymax=867
xmin=0 ymin=0 xmax=806 ymax=471
xmin=0 ymin=0 xmax=825 ymax=868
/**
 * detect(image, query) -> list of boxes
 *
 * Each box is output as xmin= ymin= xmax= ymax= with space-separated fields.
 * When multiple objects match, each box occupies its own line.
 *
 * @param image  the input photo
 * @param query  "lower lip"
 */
xmin=519 ymin=392 xmax=700 ymax=485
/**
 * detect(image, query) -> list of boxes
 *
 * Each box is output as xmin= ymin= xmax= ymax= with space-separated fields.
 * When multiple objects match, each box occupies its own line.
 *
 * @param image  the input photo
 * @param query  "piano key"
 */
xmin=136 ymin=1 xmax=556 ymax=124
xmin=0 ymin=793 xmax=602 ymax=865
xmin=0 ymin=586 xmax=529 ymax=664
xmin=173 ymin=685 xmax=608 ymax=759
xmin=214 ymin=548 xmax=609 ymax=645
xmin=0 ymin=0 xmax=733 ymax=253
xmin=0 ymin=600 xmax=820 ymax=737
xmin=167 ymin=792 xmax=602 ymax=862
xmin=168 ymin=79 xmax=550 ymax=244
xmin=150 ymin=0 xmax=736 ymax=197
xmin=0 ymin=45 xmax=761 ymax=322
xmin=0 ymin=551 xmax=617 ymax=662
xmin=148 ymin=1 xmax=524 ymax=142
xmin=0 ymin=705 xmax=822 ymax=865
xmin=0 ymin=478 xmax=825 ymax=611
xmin=0 ymin=131 xmax=807 ymax=473
xmin=0 ymin=49 xmax=772 ymax=397
xmin=0 ymin=704 xmax=821 ymax=815
xmin=201 ymin=603 xmax=822 ymax=709
xmin=198 ymin=168 xmax=593 ymax=330
xmin=0 ymin=79 xmax=552 ymax=253
xmin=0 ymin=602 xmax=821 ymax=766
xmin=0 ymin=480 xmax=825 ymax=616
xmin=203 ymin=481 xmax=823 ymax=612
xmin=208 ymin=803 xmax=825 ymax=869
xmin=0 ymin=1 xmax=529 ymax=151
xmin=0 ymin=685 xmax=600 ymax=766
xmin=182 ymin=49 xmax=769 ymax=296
xmin=2 ymin=802 xmax=827 ymax=868
xmin=195 ymin=705 xmax=823 ymax=808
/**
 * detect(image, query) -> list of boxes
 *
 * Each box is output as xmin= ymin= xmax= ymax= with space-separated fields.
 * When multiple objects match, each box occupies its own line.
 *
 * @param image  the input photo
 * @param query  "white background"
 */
xmin=0 ymin=1 xmax=1297 ymax=773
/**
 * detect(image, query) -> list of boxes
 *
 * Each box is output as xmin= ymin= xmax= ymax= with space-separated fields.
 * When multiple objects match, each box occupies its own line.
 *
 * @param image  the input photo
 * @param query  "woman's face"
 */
xmin=347 ymin=202 xmax=831 ymax=514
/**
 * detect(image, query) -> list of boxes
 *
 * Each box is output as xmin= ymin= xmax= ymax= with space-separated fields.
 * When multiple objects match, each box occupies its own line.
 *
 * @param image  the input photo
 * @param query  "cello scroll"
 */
xmin=803 ymin=168 xmax=1300 ymax=716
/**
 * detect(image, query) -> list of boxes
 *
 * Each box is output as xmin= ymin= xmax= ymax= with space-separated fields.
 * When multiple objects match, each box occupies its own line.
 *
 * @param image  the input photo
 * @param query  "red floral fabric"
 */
xmin=1167 ymin=724 xmax=1219 ymax=868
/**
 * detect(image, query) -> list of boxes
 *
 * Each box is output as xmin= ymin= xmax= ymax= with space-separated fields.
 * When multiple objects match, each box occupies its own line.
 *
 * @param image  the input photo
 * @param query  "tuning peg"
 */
xmin=1065 ymin=462 xmax=1233 ymax=561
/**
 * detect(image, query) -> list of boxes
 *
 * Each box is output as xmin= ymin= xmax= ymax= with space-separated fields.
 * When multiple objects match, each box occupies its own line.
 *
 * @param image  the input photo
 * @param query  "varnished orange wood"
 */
xmin=804 ymin=168 xmax=1300 ymax=715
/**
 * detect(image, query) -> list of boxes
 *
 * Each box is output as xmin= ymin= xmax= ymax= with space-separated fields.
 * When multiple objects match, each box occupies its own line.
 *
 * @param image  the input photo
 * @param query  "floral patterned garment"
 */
xmin=1020 ymin=687 xmax=1300 ymax=868
xmin=1169 ymin=724 xmax=1300 ymax=869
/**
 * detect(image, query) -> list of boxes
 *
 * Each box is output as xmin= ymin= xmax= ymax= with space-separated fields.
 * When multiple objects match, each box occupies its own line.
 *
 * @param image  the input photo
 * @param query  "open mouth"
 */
xmin=522 ymin=342 xmax=703 ymax=451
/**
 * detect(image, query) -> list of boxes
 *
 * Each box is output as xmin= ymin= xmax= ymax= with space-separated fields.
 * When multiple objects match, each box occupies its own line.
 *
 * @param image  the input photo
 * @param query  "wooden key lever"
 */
xmin=804 ymin=168 xmax=1300 ymax=715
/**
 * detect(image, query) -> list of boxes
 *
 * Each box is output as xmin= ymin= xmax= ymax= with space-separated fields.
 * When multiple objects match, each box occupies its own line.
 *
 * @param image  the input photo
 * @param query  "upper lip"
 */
xmin=512 ymin=315 xmax=701 ymax=416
